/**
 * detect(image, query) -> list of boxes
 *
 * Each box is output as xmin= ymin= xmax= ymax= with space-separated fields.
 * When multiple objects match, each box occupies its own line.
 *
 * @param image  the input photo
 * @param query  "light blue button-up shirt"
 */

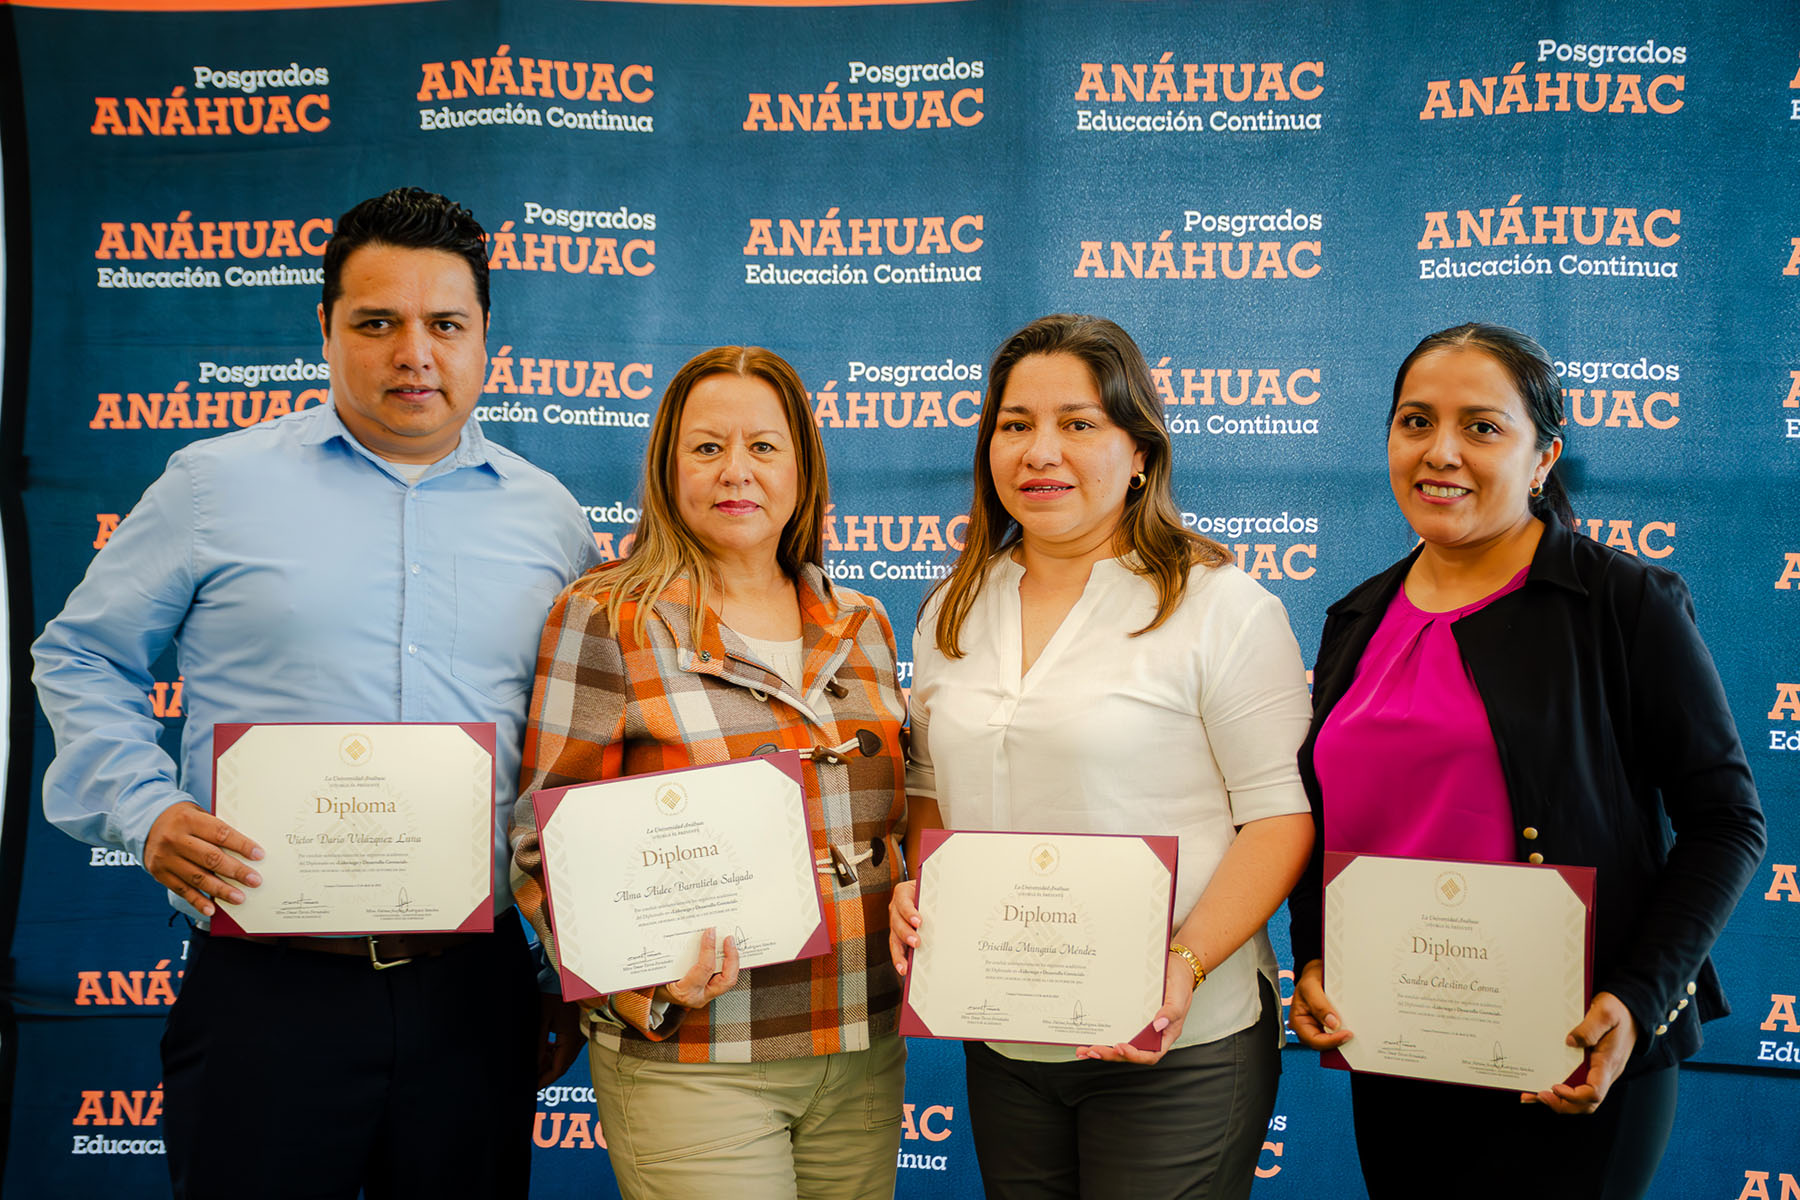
xmin=33 ymin=402 xmax=600 ymax=922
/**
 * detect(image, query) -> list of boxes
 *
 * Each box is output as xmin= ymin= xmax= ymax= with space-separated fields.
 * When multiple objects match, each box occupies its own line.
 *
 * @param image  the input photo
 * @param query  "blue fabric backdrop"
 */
xmin=1 ymin=1 xmax=1794 ymax=1195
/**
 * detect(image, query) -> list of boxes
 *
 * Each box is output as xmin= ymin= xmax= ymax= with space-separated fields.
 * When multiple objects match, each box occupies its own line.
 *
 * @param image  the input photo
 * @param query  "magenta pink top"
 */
xmin=1314 ymin=568 xmax=1529 ymax=861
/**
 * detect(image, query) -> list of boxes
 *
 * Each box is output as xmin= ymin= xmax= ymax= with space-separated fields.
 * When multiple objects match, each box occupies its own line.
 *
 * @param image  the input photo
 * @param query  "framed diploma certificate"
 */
xmin=208 ymin=722 xmax=496 ymax=937
xmin=1323 ymin=852 xmax=1595 ymax=1092
xmin=531 ymin=752 xmax=829 ymax=1001
xmin=899 ymin=829 xmax=1178 ymax=1050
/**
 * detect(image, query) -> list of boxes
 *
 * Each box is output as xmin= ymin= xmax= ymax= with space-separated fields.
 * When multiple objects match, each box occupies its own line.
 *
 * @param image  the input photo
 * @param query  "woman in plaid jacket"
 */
xmin=511 ymin=346 xmax=909 ymax=1200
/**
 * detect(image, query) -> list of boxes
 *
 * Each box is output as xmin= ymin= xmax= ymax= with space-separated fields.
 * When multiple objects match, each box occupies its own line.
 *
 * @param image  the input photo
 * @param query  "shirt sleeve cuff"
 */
xmin=1225 ymin=779 xmax=1312 ymax=826
xmin=609 ymin=989 xmax=687 ymax=1040
xmin=118 ymin=789 xmax=194 ymax=868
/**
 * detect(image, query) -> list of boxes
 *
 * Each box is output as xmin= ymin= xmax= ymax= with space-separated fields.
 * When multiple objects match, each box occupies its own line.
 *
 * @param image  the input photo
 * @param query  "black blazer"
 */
xmin=1288 ymin=519 xmax=1766 ymax=1073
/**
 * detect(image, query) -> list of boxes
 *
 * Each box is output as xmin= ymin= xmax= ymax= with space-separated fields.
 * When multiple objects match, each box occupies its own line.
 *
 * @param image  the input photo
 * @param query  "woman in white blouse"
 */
xmin=888 ymin=314 xmax=1315 ymax=1200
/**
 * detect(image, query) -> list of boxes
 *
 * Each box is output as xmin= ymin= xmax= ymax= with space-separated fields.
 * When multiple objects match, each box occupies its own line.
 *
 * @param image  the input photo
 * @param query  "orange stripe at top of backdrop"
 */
xmin=0 ymin=0 xmax=968 ymax=7
xmin=0 ymin=0 xmax=440 ymax=10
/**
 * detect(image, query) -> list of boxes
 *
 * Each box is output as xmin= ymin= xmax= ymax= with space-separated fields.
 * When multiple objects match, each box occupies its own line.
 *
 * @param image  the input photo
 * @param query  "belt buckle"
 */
xmin=367 ymin=937 xmax=414 ymax=971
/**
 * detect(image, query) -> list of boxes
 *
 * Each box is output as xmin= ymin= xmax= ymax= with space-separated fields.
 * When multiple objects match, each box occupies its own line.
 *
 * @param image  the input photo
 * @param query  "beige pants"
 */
xmin=589 ymin=1033 xmax=906 ymax=1200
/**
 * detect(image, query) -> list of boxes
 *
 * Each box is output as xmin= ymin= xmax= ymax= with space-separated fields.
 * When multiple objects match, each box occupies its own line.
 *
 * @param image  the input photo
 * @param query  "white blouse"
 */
xmin=907 ymin=553 xmax=1312 ymax=1060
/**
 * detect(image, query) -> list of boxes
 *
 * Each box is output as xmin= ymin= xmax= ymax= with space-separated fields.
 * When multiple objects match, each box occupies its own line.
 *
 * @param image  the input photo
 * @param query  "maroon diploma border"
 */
xmin=207 ymin=722 xmax=497 ymax=938
xmin=531 ymin=750 xmax=825 ymax=1003
xmin=899 ymin=828 xmax=1179 ymax=1053
xmin=1319 ymin=851 xmax=1596 ymax=1091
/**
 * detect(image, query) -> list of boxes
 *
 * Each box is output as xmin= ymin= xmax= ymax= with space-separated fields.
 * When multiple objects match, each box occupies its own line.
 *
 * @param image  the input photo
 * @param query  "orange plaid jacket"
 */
xmin=511 ymin=562 xmax=907 ymax=1062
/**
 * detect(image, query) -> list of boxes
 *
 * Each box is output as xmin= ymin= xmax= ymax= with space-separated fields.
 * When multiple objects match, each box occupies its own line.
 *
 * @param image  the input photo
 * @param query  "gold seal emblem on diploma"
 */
xmin=1434 ymin=870 xmax=1468 ymax=907
xmin=654 ymin=781 xmax=689 ymax=816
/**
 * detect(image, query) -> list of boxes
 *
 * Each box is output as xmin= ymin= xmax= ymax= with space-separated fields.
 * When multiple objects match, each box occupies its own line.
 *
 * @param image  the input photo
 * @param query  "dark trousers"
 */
xmin=962 ymin=977 xmax=1282 ymax=1200
xmin=1350 ymin=1064 xmax=1679 ymax=1200
xmin=161 ymin=914 xmax=540 ymax=1200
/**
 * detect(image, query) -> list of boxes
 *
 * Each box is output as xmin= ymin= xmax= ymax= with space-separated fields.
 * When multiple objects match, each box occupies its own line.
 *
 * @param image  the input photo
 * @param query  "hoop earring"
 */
xmin=1530 ymin=480 xmax=1544 ymax=498
xmin=1129 ymin=472 xmax=1148 ymax=490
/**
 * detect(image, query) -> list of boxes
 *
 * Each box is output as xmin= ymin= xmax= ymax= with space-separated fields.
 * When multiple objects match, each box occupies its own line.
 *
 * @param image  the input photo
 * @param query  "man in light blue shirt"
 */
xmin=33 ymin=188 xmax=600 ymax=1199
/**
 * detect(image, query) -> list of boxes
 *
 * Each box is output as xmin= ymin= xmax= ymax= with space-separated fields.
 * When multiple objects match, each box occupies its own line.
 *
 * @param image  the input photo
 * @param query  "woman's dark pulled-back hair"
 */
xmin=321 ymin=187 xmax=489 ymax=323
xmin=1390 ymin=322 xmax=1574 ymax=527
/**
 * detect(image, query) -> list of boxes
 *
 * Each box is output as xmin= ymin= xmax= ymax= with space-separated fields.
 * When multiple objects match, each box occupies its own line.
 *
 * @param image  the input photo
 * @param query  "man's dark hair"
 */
xmin=321 ymin=187 xmax=489 ymax=323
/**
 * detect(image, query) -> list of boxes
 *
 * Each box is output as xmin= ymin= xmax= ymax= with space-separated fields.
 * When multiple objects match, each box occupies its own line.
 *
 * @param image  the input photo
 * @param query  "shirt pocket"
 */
xmin=451 ymin=553 xmax=562 ymax=702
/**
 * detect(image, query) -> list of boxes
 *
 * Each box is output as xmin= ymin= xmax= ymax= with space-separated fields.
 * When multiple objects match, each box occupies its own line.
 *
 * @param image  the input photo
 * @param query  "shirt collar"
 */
xmin=990 ymin=546 xmax=1142 ymax=583
xmin=306 ymin=398 xmax=508 ymax=480
xmin=1525 ymin=517 xmax=1589 ymax=596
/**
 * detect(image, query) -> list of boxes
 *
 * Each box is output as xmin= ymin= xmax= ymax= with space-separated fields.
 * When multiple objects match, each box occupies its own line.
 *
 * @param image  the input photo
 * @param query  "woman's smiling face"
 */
xmin=1388 ymin=347 xmax=1560 ymax=551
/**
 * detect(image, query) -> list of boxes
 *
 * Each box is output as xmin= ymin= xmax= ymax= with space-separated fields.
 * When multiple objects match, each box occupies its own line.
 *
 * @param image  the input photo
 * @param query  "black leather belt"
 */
xmin=237 ymin=931 xmax=482 ymax=970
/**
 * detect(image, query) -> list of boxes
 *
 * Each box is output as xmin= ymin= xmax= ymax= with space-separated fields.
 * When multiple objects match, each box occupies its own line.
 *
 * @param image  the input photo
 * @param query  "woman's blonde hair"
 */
xmin=596 ymin=346 xmax=828 ymax=641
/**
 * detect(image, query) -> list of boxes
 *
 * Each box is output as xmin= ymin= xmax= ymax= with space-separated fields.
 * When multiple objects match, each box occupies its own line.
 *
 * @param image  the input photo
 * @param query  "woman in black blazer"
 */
xmin=1285 ymin=323 xmax=1765 ymax=1199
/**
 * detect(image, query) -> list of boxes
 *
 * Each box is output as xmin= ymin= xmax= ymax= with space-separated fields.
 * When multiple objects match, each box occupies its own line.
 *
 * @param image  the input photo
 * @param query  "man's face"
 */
xmin=318 ymin=243 xmax=488 ymax=464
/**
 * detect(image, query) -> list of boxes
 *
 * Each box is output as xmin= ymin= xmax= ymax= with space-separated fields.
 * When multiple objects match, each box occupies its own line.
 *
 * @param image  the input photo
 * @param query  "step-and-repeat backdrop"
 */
xmin=1 ymin=1 xmax=1795 ymax=1196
